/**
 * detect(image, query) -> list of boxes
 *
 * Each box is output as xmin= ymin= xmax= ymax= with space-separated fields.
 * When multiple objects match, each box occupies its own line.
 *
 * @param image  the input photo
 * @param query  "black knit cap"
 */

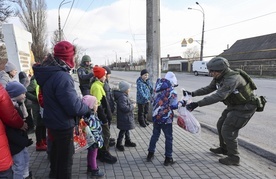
xmin=103 ymin=66 xmax=111 ymax=74
xmin=140 ymin=69 xmax=148 ymax=76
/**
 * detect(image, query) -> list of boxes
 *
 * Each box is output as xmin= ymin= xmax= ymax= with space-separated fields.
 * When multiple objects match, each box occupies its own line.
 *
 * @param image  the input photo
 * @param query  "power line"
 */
xmin=62 ymin=0 xmax=75 ymax=30
xmin=206 ymin=11 xmax=276 ymax=33
xmin=162 ymin=11 xmax=276 ymax=49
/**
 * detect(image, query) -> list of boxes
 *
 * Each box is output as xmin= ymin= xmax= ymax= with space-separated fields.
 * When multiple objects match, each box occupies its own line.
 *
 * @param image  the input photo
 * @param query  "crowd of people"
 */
xmin=0 ymin=40 xmax=259 ymax=179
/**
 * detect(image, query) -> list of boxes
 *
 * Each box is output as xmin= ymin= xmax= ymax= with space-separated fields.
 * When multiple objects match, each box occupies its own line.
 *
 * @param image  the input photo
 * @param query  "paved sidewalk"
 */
xmin=28 ymin=122 xmax=271 ymax=179
xmin=27 ymin=74 xmax=274 ymax=178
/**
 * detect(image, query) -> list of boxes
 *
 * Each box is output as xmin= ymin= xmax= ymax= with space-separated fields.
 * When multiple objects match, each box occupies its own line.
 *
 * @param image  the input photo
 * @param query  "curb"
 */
xmin=200 ymin=122 xmax=276 ymax=163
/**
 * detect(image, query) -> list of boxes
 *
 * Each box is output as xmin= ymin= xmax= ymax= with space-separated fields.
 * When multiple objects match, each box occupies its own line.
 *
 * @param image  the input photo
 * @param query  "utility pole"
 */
xmin=146 ymin=0 xmax=160 ymax=85
xmin=146 ymin=0 xmax=160 ymax=121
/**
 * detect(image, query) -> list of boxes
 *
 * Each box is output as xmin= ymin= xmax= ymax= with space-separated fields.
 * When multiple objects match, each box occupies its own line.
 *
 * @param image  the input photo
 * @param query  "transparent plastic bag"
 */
xmin=177 ymin=91 xmax=201 ymax=134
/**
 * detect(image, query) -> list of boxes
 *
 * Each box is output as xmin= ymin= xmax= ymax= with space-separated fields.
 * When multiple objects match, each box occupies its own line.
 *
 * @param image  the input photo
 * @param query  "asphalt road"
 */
xmin=110 ymin=70 xmax=276 ymax=162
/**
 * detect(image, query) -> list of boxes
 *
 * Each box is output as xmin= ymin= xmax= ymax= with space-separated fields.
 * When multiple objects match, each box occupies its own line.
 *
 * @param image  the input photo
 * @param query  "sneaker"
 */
xmin=147 ymin=152 xmax=154 ymax=162
xmin=110 ymin=138 xmax=116 ymax=142
xmin=91 ymin=168 xmax=105 ymax=177
xmin=116 ymin=144 xmax=125 ymax=151
xmin=99 ymin=151 xmax=117 ymax=164
xmin=125 ymin=140 xmax=136 ymax=147
xmin=145 ymin=121 xmax=150 ymax=125
xmin=36 ymin=141 xmax=47 ymax=151
xmin=164 ymin=157 xmax=175 ymax=166
xmin=24 ymin=171 xmax=33 ymax=179
xmin=219 ymin=156 xmax=240 ymax=166
xmin=210 ymin=147 xmax=227 ymax=155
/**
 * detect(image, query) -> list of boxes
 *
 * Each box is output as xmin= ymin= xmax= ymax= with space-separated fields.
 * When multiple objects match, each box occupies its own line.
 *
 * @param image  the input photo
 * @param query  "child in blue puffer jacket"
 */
xmin=136 ymin=69 xmax=153 ymax=127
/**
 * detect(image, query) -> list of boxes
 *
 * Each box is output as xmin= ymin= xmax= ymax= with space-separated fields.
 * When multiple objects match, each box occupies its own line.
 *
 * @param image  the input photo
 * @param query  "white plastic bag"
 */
xmin=177 ymin=92 xmax=201 ymax=134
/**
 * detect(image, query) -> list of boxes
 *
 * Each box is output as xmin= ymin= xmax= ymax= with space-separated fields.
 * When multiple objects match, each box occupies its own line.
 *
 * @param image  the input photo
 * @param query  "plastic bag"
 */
xmin=73 ymin=118 xmax=93 ymax=153
xmin=177 ymin=106 xmax=201 ymax=134
xmin=177 ymin=91 xmax=201 ymax=134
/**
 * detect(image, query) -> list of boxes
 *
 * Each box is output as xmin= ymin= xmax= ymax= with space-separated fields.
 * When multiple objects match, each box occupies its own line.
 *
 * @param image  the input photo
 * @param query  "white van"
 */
xmin=192 ymin=61 xmax=209 ymax=76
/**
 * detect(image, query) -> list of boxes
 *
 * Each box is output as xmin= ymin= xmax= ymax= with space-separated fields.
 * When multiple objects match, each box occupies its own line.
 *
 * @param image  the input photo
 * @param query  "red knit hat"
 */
xmin=54 ymin=41 xmax=75 ymax=68
xmin=93 ymin=65 xmax=106 ymax=79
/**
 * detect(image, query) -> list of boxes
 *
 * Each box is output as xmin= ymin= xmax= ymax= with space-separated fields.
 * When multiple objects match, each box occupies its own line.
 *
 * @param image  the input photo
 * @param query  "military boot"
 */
xmin=219 ymin=156 xmax=240 ymax=166
xmin=210 ymin=147 xmax=227 ymax=155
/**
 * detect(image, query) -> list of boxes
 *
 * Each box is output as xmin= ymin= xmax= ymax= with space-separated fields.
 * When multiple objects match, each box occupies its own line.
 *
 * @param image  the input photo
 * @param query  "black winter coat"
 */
xmin=113 ymin=90 xmax=135 ymax=130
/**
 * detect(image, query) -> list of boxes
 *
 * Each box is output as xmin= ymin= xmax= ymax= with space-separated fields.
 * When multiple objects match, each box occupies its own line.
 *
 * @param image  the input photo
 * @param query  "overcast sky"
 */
xmin=9 ymin=0 xmax=276 ymax=65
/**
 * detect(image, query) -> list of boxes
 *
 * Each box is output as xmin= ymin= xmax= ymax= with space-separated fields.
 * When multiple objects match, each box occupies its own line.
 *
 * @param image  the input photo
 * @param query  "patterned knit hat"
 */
xmin=93 ymin=65 xmax=106 ymax=79
xmin=54 ymin=41 xmax=75 ymax=68
xmin=6 ymin=81 xmax=27 ymax=98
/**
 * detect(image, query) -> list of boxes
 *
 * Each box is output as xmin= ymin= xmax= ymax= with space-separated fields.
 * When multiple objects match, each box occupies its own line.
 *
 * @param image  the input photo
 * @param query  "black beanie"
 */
xmin=140 ymin=69 xmax=148 ymax=76
xmin=103 ymin=66 xmax=111 ymax=74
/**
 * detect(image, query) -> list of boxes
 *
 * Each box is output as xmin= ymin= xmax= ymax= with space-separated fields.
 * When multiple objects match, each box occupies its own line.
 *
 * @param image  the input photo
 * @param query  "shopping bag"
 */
xmin=177 ymin=91 xmax=201 ymax=134
xmin=73 ymin=118 xmax=92 ymax=153
xmin=177 ymin=106 xmax=201 ymax=134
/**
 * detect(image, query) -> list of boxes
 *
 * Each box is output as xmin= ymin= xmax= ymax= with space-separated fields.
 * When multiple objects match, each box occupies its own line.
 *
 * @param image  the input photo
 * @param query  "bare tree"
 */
xmin=13 ymin=0 xmax=47 ymax=63
xmin=184 ymin=46 xmax=200 ymax=62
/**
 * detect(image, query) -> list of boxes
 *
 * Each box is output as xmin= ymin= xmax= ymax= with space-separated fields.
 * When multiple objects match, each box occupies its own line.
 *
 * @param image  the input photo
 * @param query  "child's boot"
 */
xmin=116 ymin=140 xmax=125 ymax=151
xmin=125 ymin=140 xmax=136 ymax=147
xmin=36 ymin=140 xmax=47 ymax=151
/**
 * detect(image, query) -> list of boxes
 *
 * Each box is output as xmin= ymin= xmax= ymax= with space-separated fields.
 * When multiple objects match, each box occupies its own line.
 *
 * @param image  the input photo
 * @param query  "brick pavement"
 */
xmin=28 ymin=122 xmax=270 ymax=178
xmin=27 ymin=74 xmax=272 ymax=178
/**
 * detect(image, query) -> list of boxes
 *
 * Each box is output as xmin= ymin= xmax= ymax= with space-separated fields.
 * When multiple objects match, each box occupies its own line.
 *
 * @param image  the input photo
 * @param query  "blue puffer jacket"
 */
xmin=152 ymin=78 xmax=178 ymax=124
xmin=136 ymin=77 xmax=153 ymax=104
xmin=33 ymin=59 xmax=89 ymax=130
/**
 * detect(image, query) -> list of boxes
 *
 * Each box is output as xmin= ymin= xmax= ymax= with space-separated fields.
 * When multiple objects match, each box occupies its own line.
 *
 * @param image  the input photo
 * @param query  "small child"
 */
xmin=113 ymin=81 xmax=136 ymax=151
xmin=5 ymin=81 xmax=33 ymax=179
xmin=82 ymin=95 xmax=104 ymax=177
xmin=136 ymin=69 xmax=153 ymax=127
xmin=147 ymin=72 xmax=185 ymax=166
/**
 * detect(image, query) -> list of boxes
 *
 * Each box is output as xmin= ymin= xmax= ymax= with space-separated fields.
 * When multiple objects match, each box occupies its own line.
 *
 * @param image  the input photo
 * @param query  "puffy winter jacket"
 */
xmin=152 ymin=78 xmax=178 ymax=124
xmin=113 ymin=90 xmax=135 ymax=130
xmin=32 ymin=56 xmax=89 ymax=130
xmin=136 ymin=77 xmax=153 ymax=104
xmin=0 ymin=84 xmax=24 ymax=171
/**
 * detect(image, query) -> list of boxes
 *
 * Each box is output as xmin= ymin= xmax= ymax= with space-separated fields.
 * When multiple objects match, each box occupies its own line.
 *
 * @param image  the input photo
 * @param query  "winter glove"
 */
xmin=27 ymin=139 xmax=33 ymax=147
xmin=178 ymin=100 xmax=187 ymax=107
xmin=183 ymin=90 xmax=193 ymax=97
xmin=186 ymin=102 xmax=198 ymax=111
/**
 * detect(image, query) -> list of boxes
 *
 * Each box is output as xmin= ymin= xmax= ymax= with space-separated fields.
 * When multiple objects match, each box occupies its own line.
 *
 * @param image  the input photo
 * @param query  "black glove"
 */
xmin=183 ymin=90 xmax=193 ymax=97
xmin=178 ymin=100 xmax=186 ymax=107
xmin=27 ymin=139 xmax=33 ymax=147
xmin=186 ymin=102 xmax=198 ymax=111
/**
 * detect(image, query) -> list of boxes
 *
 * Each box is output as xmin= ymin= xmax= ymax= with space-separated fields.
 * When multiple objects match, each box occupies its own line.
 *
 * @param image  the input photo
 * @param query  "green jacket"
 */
xmin=193 ymin=68 xmax=255 ymax=107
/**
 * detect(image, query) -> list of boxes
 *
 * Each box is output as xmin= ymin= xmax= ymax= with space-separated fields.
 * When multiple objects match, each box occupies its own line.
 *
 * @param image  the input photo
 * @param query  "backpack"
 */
xmin=234 ymin=69 xmax=266 ymax=112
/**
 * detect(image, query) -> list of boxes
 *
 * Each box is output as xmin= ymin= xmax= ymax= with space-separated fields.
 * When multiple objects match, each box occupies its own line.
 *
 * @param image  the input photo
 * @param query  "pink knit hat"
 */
xmin=82 ymin=95 xmax=98 ymax=109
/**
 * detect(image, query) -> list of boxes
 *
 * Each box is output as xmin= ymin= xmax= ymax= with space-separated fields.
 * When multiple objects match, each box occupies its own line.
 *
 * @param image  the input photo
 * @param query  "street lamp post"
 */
xmin=188 ymin=2 xmax=205 ymax=61
xmin=113 ymin=50 xmax=118 ymax=68
xmin=126 ymin=41 xmax=133 ymax=65
xmin=58 ymin=0 xmax=71 ymax=42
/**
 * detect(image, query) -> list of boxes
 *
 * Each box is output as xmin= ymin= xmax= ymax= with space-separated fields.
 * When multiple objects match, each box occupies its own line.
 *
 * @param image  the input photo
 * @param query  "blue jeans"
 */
xmin=12 ymin=147 xmax=29 ymax=179
xmin=148 ymin=123 xmax=173 ymax=158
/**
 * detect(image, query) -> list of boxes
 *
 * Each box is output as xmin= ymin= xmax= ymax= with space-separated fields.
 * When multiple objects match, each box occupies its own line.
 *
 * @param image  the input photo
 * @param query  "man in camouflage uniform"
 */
xmin=77 ymin=55 xmax=93 ymax=96
xmin=185 ymin=57 xmax=257 ymax=166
